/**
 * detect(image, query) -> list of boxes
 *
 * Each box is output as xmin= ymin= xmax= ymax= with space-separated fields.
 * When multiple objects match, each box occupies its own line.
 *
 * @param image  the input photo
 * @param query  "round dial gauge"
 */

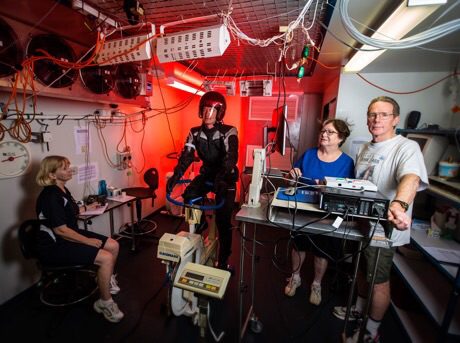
xmin=0 ymin=141 xmax=31 ymax=178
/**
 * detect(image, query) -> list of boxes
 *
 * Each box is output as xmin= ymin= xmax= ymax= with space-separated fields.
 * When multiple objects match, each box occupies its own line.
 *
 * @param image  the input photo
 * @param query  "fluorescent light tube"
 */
xmin=166 ymin=78 xmax=204 ymax=96
xmin=344 ymin=1 xmax=440 ymax=72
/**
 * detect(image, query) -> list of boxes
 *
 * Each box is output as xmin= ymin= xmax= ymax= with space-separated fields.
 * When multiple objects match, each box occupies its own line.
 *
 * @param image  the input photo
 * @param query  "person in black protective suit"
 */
xmin=166 ymin=91 xmax=239 ymax=270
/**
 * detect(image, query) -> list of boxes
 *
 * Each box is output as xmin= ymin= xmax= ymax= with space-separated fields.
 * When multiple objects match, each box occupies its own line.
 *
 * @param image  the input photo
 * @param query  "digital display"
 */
xmin=185 ymin=271 xmax=204 ymax=281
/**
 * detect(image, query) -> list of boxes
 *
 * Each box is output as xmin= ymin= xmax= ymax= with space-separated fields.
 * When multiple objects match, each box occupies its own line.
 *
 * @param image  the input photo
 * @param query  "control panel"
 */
xmin=174 ymin=262 xmax=231 ymax=299
xmin=319 ymin=187 xmax=389 ymax=220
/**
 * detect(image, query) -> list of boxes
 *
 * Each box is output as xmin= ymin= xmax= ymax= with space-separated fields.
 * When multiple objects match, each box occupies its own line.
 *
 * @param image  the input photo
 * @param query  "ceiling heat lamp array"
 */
xmin=94 ymin=23 xmax=155 ymax=66
xmin=26 ymin=34 xmax=77 ymax=88
xmin=0 ymin=18 xmax=23 ymax=78
xmin=156 ymin=24 xmax=231 ymax=63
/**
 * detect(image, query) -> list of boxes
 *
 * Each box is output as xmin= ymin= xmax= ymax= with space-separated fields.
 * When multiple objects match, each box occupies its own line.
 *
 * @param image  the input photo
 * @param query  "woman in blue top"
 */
xmin=285 ymin=119 xmax=354 ymax=305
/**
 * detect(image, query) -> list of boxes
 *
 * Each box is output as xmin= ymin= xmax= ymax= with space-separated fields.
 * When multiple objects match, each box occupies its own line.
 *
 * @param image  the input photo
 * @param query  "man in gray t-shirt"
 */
xmin=334 ymin=96 xmax=428 ymax=342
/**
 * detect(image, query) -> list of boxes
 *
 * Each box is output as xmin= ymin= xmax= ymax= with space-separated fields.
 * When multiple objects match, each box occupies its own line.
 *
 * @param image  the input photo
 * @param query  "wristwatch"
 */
xmin=391 ymin=199 xmax=409 ymax=212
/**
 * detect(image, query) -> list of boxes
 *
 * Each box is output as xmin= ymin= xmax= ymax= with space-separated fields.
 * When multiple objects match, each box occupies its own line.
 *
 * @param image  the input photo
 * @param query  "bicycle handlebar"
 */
xmin=166 ymin=179 xmax=225 ymax=210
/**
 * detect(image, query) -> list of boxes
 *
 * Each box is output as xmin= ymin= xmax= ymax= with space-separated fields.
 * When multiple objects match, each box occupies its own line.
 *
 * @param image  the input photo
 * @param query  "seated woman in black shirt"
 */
xmin=36 ymin=155 xmax=123 ymax=323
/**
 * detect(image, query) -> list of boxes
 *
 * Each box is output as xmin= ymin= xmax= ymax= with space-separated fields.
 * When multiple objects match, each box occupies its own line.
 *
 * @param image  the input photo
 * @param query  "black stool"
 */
xmin=122 ymin=168 xmax=158 ymax=249
xmin=18 ymin=219 xmax=98 ymax=307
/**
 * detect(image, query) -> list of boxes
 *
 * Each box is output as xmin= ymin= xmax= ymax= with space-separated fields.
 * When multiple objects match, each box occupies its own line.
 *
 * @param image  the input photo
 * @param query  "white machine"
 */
xmin=157 ymin=231 xmax=201 ymax=263
xmin=325 ymin=176 xmax=378 ymax=192
xmin=157 ymin=205 xmax=229 ymax=340
xmin=245 ymin=148 xmax=266 ymax=207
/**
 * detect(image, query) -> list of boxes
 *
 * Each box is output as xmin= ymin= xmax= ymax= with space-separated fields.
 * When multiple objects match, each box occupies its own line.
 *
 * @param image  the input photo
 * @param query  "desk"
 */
xmin=236 ymin=200 xmax=384 ymax=342
xmin=78 ymin=197 xmax=136 ymax=251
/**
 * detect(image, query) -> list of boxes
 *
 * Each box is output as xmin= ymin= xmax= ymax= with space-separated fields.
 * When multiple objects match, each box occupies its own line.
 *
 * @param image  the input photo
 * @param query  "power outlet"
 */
xmin=117 ymin=150 xmax=132 ymax=170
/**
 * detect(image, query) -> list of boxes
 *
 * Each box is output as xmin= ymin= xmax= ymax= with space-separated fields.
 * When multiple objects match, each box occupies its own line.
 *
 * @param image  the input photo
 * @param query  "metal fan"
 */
xmin=80 ymin=65 xmax=116 ymax=94
xmin=26 ymin=34 xmax=77 ymax=88
xmin=0 ymin=17 xmax=23 ymax=78
xmin=115 ymin=63 xmax=141 ymax=99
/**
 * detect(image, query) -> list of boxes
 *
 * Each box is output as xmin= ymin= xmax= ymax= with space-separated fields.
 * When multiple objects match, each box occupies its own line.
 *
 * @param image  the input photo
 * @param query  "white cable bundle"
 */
xmin=339 ymin=0 xmax=460 ymax=49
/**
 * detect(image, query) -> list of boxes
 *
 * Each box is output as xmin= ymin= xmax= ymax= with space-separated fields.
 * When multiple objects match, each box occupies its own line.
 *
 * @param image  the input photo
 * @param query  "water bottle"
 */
xmin=98 ymin=180 xmax=108 ymax=196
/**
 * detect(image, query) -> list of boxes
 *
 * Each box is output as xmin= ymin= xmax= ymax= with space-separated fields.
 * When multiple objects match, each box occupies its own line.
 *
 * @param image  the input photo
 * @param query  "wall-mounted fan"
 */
xmin=80 ymin=65 xmax=116 ymax=94
xmin=26 ymin=34 xmax=77 ymax=88
xmin=115 ymin=63 xmax=141 ymax=99
xmin=0 ymin=17 xmax=23 ymax=78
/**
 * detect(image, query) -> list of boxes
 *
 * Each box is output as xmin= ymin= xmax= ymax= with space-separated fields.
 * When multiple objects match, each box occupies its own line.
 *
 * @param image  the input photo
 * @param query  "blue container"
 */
xmin=98 ymin=180 xmax=108 ymax=196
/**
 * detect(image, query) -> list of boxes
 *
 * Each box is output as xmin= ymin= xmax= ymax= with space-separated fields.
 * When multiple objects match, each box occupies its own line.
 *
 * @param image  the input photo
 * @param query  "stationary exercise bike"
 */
xmin=158 ymin=180 xmax=231 ymax=340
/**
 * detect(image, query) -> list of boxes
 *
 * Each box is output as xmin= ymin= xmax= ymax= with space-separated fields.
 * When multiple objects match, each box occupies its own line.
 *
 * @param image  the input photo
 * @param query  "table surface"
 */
xmin=236 ymin=200 xmax=365 ymax=242
xmin=78 ymin=199 xmax=133 ymax=220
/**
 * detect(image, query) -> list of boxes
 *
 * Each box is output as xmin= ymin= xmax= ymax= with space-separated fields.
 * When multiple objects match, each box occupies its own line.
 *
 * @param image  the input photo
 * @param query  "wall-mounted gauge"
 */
xmin=0 ymin=141 xmax=31 ymax=179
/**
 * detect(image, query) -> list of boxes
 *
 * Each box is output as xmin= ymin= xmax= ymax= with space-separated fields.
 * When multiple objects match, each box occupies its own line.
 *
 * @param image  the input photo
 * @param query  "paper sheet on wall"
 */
xmin=424 ymin=247 xmax=460 ymax=265
xmin=77 ymin=163 xmax=98 ymax=184
xmin=350 ymin=137 xmax=368 ymax=161
xmin=74 ymin=127 xmax=92 ymax=155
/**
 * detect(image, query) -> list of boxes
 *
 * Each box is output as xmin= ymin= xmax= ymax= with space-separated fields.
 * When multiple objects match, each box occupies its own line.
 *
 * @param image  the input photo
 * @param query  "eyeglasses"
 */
xmin=320 ymin=129 xmax=338 ymax=136
xmin=367 ymin=112 xmax=394 ymax=120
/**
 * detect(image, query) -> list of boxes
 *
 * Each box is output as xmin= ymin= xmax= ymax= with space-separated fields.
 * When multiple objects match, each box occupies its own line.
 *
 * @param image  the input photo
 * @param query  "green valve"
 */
xmin=301 ymin=45 xmax=309 ymax=58
xmin=297 ymin=65 xmax=305 ymax=78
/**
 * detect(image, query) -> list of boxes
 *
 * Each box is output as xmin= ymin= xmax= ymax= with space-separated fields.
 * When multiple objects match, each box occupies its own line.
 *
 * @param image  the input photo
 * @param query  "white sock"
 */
xmin=292 ymin=273 xmax=300 ymax=280
xmin=312 ymin=280 xmax=321 ymax=288
xmin=366 ymin=317 xmax=381 ymax=337
xmin=100 ymin=298 xmax=114 ymax=305
xmin=355 ymin=296 xmax=366 ymax=313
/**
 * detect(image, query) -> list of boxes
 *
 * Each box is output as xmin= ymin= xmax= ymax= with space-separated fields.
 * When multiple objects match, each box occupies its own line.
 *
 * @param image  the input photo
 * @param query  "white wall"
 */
xmin=335 ymin=72 xmax=455 ymax=158
xmin=0 ymin=82 xmax=189 ymax=304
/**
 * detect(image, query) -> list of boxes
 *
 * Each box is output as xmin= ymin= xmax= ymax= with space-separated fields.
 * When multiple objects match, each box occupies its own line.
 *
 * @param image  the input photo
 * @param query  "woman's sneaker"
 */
xmin=284 ymin=275 xmax=301 ymax=297
xmin=109 ymin=274 xmax=120 ymax=295
xmin=94 ymin=299 xmax=124 ymax=323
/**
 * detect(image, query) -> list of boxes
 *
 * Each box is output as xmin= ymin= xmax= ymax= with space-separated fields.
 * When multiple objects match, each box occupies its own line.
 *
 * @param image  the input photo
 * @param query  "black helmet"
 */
xmin=199 ymin=91 xmax=226 ymax=122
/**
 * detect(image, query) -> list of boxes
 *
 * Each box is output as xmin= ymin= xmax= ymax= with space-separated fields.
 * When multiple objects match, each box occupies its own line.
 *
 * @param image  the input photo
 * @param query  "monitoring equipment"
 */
xmin=245 ymin=148 xmax=266 ymax=207
xmin=269 ymin=187 xmax=323 ymax=219
xmin=174 ymin=262 xmax=231 ymax=299
xmin=406 ymin=133 xmax=448 ymax=175
xmin=239 ymin=80 xmax=273 ymax=97
xmin=325 ymin=177 xmax=378 ymax=192
xmin=157 ymin=231 xmax=201 ymax=263
xmin=275 ymin=187 xmax=319 ymax=203
xmin=156 ymin=24 xmax=231 ymax=63
xmin=319 ymin=187 xmax=390 ymax=220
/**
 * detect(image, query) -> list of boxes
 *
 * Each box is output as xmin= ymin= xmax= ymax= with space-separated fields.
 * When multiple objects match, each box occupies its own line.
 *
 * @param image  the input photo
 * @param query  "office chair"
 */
xmin=18 ymin=219 xmax=98 ymax=307
xmin=121 ymin=168 xmax=158 ymax=245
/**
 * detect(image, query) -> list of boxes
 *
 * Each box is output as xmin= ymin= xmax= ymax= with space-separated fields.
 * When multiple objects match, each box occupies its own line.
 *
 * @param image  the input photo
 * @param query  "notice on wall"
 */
xmin=74 ymin=127 xmax=92 ymax=155
xmin=77 ymin=163 xmax=98 ymax=184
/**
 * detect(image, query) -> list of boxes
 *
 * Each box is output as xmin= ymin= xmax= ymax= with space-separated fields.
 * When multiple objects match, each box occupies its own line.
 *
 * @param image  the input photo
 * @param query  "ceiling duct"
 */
xmin=240 ymin=80 xmax=273 ymax=97
xmin=79 ymin=65 xmax=116 ymax=94
xmin=156 ymin=24 xmax=231 ymax=63
xmin=26 ymin=34 xmax=77 ymax=88
xmin=115 ymin=63 xmax=141 ymax=99
xmin=203 ymin=80 xmax=236 ymax=96
xmin=0 ymin=17 xmax=23 ymax=78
